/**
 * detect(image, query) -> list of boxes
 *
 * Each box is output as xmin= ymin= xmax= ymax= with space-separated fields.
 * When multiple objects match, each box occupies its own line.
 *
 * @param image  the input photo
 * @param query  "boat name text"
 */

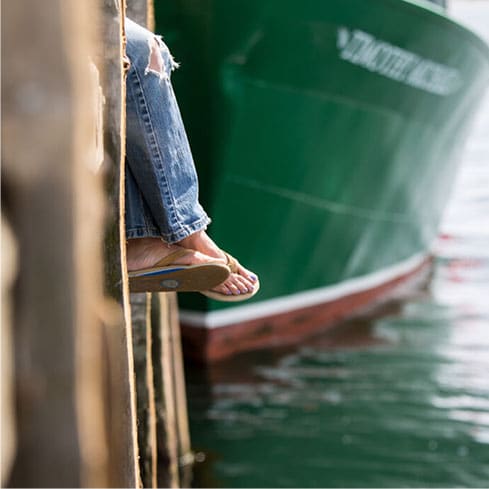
xmin=337 ymin=27 xmax=461 ymax=96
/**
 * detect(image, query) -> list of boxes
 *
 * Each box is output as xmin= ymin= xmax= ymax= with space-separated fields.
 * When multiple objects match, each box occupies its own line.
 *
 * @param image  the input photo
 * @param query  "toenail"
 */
xmin=250 ymin=274 xmax=257 ymax=281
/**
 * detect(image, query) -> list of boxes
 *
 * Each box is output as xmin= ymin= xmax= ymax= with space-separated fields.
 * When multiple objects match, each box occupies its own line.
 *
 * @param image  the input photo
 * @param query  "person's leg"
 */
xmin=124 ymin=18 xmax=257 ymax=296
xmin=125 ymin=18 xmax=209 ymax=243
xmin=125 ymin=130 xmax=225 ymax=272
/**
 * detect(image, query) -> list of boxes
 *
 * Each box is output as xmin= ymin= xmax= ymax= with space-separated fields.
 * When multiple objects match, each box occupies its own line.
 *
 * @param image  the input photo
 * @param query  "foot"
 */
xmin=177 ymin=231 xmax=258 ymax=297
xmin=126 ymin=237 xmax=226 ymax=272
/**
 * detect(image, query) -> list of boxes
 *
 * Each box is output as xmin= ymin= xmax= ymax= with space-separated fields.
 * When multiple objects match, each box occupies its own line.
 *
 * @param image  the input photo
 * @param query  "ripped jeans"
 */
xmin=124 ymin=18 xmax=211 ymax=243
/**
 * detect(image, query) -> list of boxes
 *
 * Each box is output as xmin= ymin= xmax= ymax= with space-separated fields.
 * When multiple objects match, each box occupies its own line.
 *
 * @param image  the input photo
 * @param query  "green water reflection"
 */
xmin=186 ymin=281 xmax=489 ymax=487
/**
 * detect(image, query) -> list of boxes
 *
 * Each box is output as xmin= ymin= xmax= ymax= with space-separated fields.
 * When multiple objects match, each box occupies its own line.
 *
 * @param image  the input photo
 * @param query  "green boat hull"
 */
xmin=154 ymin=0 xmax=489 ymax=360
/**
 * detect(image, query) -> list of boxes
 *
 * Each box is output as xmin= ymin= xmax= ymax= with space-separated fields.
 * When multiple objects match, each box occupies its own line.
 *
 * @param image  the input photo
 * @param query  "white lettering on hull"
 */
xmin=337 ymin=27 xmax=462 ymax=96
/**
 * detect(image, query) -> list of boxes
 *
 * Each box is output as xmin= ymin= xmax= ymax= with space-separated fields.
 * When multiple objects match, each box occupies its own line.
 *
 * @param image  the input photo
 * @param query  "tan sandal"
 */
xmin=129 ymin=248 xmax=230 ymax=293
xmin=200 ymin=252 xmax=260 ymax=302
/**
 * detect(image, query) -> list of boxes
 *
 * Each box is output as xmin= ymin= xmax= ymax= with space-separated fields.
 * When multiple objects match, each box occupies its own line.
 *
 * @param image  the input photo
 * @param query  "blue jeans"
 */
xmin=124 ymin=18 xmax=211 ymax=243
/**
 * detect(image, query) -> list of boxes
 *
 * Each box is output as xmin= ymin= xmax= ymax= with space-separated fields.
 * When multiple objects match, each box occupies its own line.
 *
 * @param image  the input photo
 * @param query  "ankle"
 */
xmin=126 ymin=238 xmax=178 ymax=272
xmin=127 ymin=238 xmax=165 ymax=259
xmin=179 ymin=232 xmax=223 ymax=260
xmin=177 ymin=231 xmax=202 ymax=249
xmin=128 ymin=237 xmax=165 ymax=247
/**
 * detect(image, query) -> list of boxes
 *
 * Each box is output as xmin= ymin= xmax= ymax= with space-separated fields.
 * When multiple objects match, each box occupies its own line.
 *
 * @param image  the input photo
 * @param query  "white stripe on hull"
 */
xmin=179 ymin=253 xmax=428 ymax=329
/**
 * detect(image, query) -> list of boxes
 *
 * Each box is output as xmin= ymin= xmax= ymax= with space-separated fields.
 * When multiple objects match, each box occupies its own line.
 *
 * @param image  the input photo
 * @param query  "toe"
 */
xmin=230 ymin=275 xmax=248 ymax=294
xmin=206 ymin=253 xmax=259 ymax=297
xmin=227 ymin=281 xmax=242 ymax=295
xmin=222 ymin=274 xmax=256 ymax=295
xmin=236 ymin=262 xmax=258 ymax=283
xmin=234 ymin=274 xmax=254 ymax=293
xmin=212 ymin=282 xmax=232 ymax=296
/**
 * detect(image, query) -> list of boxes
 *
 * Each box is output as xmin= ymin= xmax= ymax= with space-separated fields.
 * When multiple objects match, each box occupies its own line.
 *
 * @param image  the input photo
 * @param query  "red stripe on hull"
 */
xmin=180 ymin=257 xmax=432 ymax=362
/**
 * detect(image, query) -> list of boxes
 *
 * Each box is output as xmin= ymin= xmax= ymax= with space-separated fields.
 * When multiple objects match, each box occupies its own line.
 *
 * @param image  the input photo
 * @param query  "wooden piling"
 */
xmin=2 ymin=0 xmax=108 ymax=486
xmin=157 ymin=293 xmax=194 ymax=488
xmin=124 ymin=0 xmax=161 ymax=482
xmin=2 ymin=0 xmax=193 ymax=486
xmin=127 ymin=0 xmax=155 ymax=29
xmin=1 ymin=216 xmax=18 ymax=485
xmin=99 ymin=0 xmax=141 ymax=486
xmin=131 ymin=292 xmax=159 ymax=488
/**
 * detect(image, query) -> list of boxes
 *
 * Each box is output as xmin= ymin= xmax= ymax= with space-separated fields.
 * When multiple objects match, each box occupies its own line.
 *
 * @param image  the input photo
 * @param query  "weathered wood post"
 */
xmin=1 ymin=217 xmax=17 ymax=485
xmin=2 ymin=0 xmax=192 ymax=486
xmin=100 ymin=0 xmax=141 ymax=486
xmin=124 ymin=1 xmax=161 ymax=486
xmin=2 ymin=0 xmax=110 ymax=486
xmin=155 ymin=293 xmax=194 ymax=488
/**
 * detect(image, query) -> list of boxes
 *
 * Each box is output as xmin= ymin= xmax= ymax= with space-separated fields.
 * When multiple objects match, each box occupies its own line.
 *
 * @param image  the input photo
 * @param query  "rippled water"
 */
xmin=185 ymin=8 xmax=489 ymax=487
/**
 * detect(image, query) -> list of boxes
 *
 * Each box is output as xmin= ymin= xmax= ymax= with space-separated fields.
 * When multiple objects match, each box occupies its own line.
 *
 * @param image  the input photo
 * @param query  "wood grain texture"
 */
xmin=100 ymin=0 xmax=140 ymax=486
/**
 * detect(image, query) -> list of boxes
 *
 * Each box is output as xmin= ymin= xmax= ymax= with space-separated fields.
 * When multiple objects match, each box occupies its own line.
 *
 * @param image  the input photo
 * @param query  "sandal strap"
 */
xmin=152 ymin=248 xmax=193 ymax=268
xmin=224 ymin=252 xmax=239 ymax=273
xmin=151 ymin=248 xmax=236 ymax=270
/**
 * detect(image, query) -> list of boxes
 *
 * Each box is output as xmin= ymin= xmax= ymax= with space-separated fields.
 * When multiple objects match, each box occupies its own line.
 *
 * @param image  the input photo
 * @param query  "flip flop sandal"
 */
xmin=200 ymin=252 xmax=260 ymax=302
xmin=129 ymin=248 xmax=230 ymax=293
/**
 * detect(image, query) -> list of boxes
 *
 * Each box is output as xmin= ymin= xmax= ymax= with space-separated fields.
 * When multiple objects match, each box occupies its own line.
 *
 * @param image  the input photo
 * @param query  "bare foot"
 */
xmin=177 ymin=231 xmax=258 ymax=296
xmin=126 ymin=237 xmax=226 ymax=272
